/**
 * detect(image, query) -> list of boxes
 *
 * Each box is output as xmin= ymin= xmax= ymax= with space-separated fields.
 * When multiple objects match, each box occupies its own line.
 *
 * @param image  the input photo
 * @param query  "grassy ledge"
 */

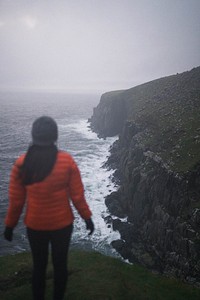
xmin=0 ymin=250 xmax=200 ymax=300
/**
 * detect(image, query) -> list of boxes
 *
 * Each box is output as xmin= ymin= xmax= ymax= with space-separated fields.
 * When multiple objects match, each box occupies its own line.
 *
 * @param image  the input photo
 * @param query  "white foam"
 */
xmin=59 ymin=119 xmax=120 ymax=256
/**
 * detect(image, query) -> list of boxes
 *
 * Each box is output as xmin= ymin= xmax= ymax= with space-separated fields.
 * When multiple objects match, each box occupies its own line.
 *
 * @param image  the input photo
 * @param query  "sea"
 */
xmin=0 ymin=90 xmax=120 ymax=258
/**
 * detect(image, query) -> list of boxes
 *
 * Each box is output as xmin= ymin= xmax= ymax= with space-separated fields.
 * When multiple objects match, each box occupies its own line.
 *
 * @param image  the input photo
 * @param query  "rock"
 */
xmin=89 ymin=90 xmax=127 ymax=137
xmin=105 ymin=192 xmax=127 ymax=218
xmin=90 ymin=66 xmax=200 ymax=284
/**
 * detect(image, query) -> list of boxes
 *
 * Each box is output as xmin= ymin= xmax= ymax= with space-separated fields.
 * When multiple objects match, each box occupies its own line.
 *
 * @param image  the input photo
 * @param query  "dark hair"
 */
xmin=19 ymin=144 xmax=58 ymax=185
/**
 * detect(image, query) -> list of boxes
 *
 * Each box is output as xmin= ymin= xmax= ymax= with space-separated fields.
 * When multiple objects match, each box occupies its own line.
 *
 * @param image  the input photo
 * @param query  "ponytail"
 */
xmin=19 ymin=144 xmax=58 ymax=185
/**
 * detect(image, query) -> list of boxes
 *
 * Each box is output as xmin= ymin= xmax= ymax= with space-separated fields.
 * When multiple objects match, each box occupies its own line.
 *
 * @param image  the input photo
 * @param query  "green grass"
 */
xmin=112 ymin=67 xmax=200 ymax=174
xmin=0 ymin=250 xmax=200 ymax=299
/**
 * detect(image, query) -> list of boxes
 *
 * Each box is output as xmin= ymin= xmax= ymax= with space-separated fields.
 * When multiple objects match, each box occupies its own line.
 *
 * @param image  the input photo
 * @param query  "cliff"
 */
xmin=89 ymin=90 xmax=126 ymax=137
xmin=89 ymin=67 xmax=200 ymax=284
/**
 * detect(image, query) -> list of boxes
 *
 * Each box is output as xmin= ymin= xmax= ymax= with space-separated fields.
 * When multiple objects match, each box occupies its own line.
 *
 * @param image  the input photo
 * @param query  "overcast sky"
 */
xmin=0 ymin=0 xmax=200 ymax=93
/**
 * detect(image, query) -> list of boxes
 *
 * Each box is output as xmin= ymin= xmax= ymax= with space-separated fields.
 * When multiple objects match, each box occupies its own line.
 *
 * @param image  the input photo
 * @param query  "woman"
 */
xmin=4 ymin=116 xmax=94 ymax=300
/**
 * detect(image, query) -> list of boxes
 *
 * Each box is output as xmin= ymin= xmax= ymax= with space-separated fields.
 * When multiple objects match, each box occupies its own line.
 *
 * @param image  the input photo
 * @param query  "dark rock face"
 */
xmin=89 ymin=90 xmax=127 ymax=137
xmin=90 ymin=67 xmax=200 ymax=284
xmin=105 ymin=129 xmax=200 ymax=282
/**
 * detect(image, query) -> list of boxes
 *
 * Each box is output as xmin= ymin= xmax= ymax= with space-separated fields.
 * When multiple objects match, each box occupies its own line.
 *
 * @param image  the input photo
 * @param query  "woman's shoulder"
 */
xmin=15 ymin=153 xmax=26 ymax=166
xmin=57 ymin=150 xmax=75 ymax=163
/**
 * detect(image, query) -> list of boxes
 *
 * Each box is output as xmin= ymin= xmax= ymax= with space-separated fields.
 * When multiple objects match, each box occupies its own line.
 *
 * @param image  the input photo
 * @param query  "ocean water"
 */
xmin=0 ymin=90 xmax=120 ymax=257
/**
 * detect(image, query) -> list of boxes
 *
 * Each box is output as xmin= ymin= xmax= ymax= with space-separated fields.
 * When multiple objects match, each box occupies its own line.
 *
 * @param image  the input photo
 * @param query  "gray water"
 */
xmin=0 ymin=90 xmax=120 ymax=258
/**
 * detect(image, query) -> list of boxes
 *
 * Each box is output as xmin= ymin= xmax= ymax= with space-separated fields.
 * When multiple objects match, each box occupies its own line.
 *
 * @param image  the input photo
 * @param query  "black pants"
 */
xmin=27 ymin=225 xmax=73 ymax=300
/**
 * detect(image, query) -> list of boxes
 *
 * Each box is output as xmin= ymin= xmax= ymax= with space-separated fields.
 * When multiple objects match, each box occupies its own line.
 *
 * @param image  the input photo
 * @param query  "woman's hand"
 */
xmin=85 ymin=218 xmax=94 ymax=235
xmin=4 ymin=226 xmax=13 ymax=241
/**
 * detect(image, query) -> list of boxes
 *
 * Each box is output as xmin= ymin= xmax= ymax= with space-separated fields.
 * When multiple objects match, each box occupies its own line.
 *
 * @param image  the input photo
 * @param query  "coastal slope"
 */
xmin=90 ymin=67 xmax=200 ymax=283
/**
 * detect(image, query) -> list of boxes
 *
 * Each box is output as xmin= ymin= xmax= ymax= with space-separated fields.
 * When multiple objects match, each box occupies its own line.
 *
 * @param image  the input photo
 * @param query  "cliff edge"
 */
xmin=89 ymin=90 xmax=126 ymax=137
xmin=89 ymin=67 xmax=200 ymax=284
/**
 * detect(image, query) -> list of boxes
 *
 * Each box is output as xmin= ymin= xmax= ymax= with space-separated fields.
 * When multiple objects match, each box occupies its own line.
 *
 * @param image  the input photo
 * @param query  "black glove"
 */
xmin=85 ymin=218 xmax=94 ymax=235
xmin=4 ymin=227 xmax=13 ymax=242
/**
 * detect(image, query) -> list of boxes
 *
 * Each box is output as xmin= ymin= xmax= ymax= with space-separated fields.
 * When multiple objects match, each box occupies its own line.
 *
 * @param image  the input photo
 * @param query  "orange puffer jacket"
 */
xmin=5 ymin=151 xmax=92 ymax=230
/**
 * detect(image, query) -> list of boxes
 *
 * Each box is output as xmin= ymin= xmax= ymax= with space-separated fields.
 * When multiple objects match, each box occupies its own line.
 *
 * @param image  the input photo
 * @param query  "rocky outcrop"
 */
xmin=105 ymin=122 xmax=200 ymax=283
xmin=89 ymin=90 xmax=127 ymax=137
xmin=89 ymin=67 xmax=200 ymax=284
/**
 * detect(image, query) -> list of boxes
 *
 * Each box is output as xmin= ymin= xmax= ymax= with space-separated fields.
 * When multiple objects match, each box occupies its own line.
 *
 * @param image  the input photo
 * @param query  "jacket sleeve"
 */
xmin=69 ymin=159 xmax=92 ymax=220
xmin=5 ymin=159 xmax=26 ymax=228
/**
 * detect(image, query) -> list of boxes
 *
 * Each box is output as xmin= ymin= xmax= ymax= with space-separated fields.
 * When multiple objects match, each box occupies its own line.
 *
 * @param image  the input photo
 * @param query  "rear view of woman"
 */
xmin=4 ymin=116 xmax=94 ymax=300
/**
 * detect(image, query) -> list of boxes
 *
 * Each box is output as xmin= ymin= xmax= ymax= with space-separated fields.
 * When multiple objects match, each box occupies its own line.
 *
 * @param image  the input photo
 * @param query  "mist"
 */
xmin=0 ymin=0 xmax=200 ymax=93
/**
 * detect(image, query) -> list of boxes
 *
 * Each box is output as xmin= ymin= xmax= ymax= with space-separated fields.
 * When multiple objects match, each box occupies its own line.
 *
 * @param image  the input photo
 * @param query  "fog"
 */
xmin=0 ymin=0 xmax=200 ymax=93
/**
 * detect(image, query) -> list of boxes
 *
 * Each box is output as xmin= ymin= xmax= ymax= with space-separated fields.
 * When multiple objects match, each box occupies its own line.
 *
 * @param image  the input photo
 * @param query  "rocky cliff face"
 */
xmin=90 ymin=67 xmax=200 ymax=284
xmin=89 ymin=90 xmax=127 ymax=137
xmin=105 ymin=122 xmax=200 ymax=283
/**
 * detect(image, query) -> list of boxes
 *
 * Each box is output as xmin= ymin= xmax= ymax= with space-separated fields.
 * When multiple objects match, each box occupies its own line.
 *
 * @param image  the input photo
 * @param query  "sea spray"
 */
xmin=59 ymin=119 xmax=120 ymax=257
